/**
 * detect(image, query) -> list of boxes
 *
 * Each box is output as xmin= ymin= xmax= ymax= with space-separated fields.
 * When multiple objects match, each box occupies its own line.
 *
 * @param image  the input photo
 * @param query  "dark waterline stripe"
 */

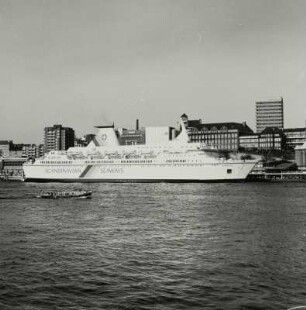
xmin=24 ymin=178 xmax=246 ymax=183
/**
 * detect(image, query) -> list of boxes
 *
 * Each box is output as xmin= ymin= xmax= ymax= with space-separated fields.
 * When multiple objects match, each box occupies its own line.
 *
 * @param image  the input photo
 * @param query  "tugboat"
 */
xmin=36 ymin=190 xmax=92 ymax=199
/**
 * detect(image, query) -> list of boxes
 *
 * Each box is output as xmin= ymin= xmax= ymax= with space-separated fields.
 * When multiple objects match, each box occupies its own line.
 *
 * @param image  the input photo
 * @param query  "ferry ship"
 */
xmin=23 ymin=122 xmax=258 ymax=182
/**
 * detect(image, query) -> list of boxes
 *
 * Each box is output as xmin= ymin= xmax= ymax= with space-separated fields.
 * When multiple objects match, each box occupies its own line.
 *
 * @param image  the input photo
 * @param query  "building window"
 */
xmin=227 ymin=169 xmax=232 ymax=174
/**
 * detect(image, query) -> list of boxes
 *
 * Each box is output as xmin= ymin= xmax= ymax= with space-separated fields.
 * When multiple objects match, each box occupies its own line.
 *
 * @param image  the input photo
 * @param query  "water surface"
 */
xmin=0 ymin=182 xmax=305 ymax=309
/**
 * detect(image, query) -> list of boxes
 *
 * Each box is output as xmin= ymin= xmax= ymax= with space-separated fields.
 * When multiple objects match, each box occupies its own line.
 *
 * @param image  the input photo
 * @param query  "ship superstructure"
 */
xmin=23 ymin=122 xmax=258 ymax=182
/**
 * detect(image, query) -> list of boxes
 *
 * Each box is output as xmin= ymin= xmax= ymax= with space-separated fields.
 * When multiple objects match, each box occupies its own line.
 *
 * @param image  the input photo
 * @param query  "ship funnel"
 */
xmin=88 ymin=125 xmax=120 ymax=148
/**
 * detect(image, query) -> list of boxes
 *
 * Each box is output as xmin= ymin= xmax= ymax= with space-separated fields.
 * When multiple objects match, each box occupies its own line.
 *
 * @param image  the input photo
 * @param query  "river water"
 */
xmin=0 ymin=181 xmax=305 ymax=310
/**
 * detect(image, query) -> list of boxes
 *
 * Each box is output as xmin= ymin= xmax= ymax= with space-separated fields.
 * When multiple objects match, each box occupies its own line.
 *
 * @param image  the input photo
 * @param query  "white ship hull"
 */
xmin=23 ymin=161 xmax=256 ymax=182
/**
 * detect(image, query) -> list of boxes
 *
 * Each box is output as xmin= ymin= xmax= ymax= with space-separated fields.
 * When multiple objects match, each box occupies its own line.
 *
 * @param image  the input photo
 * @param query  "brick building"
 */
xmin=182 ymin=114 xmax=253 ymax=151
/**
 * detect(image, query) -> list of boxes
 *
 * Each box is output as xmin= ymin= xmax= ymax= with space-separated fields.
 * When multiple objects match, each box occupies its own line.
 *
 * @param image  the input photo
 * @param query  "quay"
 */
xmin=247 ymin=171 xmax=306 ymax=181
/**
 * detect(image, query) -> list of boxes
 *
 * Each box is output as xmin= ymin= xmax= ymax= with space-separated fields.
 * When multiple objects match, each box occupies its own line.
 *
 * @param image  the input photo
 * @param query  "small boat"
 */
xmin=36 ymin=190 xmax=92 ymax=199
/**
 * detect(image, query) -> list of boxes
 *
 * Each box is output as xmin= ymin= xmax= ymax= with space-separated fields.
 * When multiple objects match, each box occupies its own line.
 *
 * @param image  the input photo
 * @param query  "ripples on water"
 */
xmin=0 ymin=181 xmax=306 ymax=310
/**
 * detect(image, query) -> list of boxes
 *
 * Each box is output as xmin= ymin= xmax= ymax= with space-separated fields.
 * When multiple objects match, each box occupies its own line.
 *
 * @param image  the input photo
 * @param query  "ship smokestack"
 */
xmin=136 ymin=119 xmax=139 ymax=130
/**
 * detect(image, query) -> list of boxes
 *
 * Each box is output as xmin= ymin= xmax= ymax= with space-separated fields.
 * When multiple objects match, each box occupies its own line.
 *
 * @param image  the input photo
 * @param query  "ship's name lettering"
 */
xmin=100 ymin=167 xmax=124 ymax=174
xmin=45 ymin=167 xmax=82 ymax=174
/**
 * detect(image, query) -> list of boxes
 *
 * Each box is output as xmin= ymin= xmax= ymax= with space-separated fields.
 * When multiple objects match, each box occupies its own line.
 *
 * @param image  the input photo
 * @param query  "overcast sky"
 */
xmin=0 ymin=0 xmax=305 ymax=143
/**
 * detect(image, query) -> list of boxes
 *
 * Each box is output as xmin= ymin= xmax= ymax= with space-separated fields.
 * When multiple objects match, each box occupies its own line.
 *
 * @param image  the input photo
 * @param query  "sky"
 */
xmin=0 ymin=0 xmax=305 ymax=143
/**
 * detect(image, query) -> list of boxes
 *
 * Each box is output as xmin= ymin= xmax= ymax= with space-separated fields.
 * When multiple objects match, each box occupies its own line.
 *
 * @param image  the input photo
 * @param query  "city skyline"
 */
xmin=0 ymin=0 xmax=305 ymax=144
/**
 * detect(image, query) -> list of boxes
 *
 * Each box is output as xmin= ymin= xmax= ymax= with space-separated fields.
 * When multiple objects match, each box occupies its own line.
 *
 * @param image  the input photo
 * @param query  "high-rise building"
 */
xmin=44 ymin=125 xmax=75 ymax=153
xmin=256 ymin=98 xmax=284 ymax=133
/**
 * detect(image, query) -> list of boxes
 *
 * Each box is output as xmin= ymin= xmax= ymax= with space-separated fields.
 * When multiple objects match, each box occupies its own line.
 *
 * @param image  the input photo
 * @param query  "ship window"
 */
xmin=227 ymin=169 xmax=232 ymax=174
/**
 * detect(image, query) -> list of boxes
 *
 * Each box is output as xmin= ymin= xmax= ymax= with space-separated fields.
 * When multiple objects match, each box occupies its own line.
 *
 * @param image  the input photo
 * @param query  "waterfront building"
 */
xmin=283 ymin=128 xmax=306 ymax=150
xmin=258 ymin=127 xmax=285 ymax=150
xmin=44 ymin=125 xmax=75 ymax=153
xmin=183 ymin=115 xmax=253 ymax=151
xmin=256 ymin=98 xmax=284 ymax=133
xmin=239 ymin=134 xmax=260 ymax=151
xmin=0 ymin=141 xmax=10 ymax=158
xmin=239 ymin=127 xmax=286 ymax=151
xmin=295 ymin=141 xmax=306 ymax=168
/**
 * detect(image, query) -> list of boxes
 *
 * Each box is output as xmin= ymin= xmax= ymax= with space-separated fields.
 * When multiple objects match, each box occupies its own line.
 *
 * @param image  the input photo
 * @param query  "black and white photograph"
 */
xmin=0 ymin=0 xmax=305 ymax=309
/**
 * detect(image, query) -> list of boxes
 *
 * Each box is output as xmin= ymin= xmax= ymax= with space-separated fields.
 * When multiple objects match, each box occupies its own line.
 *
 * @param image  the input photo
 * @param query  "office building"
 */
xmin=44 ymin=125 xmax=75 ymax=153
xmin=256 ymin=98 xmax=284 ymax=132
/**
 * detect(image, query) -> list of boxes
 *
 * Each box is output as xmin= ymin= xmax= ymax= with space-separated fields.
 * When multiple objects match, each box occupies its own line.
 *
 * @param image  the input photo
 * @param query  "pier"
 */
xmin=248 ymin=171 xmax=306 ymax=181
